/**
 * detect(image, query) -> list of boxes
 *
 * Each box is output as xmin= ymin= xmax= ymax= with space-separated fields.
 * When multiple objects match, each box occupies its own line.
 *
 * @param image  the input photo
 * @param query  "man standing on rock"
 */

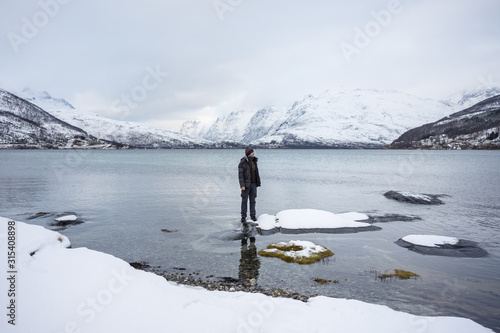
xmin=238 ymin=147 xmax=261 ymax=223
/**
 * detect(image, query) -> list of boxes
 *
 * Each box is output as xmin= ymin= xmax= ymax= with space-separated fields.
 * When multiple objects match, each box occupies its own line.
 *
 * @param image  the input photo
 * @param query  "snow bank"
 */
xmin=402 ymin=235 xmax=459 ymax=247
xmin=396 ymin=235 xmax=488 ymax=258
xmin=257 ymin=209 xmax=371 ymax=231
xmin=0 ymin=217 xmax=492 ymax=333
xmin=9 ymin=219 xmax=71 ymax=261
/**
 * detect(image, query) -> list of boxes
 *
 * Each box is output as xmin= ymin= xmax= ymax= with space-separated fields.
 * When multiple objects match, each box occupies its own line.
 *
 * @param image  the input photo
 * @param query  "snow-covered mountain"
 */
xmin=182 ymin=88 xmax=454 ymax=148
xmin=18 ymin=88 xmax=76 ymax=111
xmin=16 ymin=89 xmax=210 ymax=148
xmin=259 ymin=89 xmax=454 ymax=147
xmin=392 ymin=94 xmax=500 ymax=148
xmin=202 ymin=109 xmax=256 ymax=142
xmin=442 ymin=86 xmax=500 ymax=110
xmin=8 ymin=86 xmax=498 ymax=149
xmin=187 ymin=106 xmax=286 ymax=144
xmin=179 ymin=120 xmax=207 ymax=138
xmin=0 ymin=88 xmax=95 ymax=147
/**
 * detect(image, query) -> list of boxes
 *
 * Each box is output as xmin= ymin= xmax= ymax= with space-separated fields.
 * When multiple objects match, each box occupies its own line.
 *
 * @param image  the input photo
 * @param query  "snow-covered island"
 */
xmin=402 ymin=235 xmax=459 ymax=247
xmin=256 ymin=209 xmax=380 ymax=234
xmin=395 ymin=234 xmax=488 ymax=258
xmin=0 ymin=217 xmax=493 ymax=333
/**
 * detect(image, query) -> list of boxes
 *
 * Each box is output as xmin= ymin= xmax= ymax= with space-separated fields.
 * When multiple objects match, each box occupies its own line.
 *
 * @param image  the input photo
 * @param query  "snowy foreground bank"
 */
xmin=0 ymin=218 xmax=492 ymax=333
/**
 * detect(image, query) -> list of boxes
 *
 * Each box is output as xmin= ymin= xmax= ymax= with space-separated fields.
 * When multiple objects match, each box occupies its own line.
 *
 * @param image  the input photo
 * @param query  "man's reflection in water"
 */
xmin=239 ymin=237 xmax=260 ymax=286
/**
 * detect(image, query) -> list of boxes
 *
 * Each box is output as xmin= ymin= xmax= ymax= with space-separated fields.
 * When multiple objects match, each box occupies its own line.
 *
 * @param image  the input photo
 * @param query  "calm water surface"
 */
xmin=1 ymin=149 xmax=499 ymax=331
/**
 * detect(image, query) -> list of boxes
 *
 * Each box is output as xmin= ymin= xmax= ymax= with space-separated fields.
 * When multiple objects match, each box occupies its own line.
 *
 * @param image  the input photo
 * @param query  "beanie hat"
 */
xmin=245 ymin=147 xmax=254 ymax=157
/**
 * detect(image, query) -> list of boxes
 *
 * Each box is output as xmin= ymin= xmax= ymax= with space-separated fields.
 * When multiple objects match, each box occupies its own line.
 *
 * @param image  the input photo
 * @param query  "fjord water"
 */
xmin=1 ymin=149 xmax=499 ymax=331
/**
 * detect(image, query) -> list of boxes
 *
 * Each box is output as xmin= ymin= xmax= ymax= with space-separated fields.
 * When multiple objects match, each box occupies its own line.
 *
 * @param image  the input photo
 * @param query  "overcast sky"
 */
xmin=1 ymin=0 xmax=499 ymax=130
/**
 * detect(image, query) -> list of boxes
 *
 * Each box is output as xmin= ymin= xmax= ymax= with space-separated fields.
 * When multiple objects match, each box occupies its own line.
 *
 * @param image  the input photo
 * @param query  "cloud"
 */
xmin=1 ymin=0 xmax=499 ymax=130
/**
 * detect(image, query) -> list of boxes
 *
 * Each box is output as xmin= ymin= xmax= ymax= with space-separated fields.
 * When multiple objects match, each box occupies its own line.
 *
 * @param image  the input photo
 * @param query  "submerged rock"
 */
xmin=28 ymin=212 xmax=84 ymax=228
xmin=395 ymin=236 xmax=488 ymax=258
xmin=313 ymin=278 xmax=340 ymax=285
xmin=368 ymin=213 xmax=422 ymax=223
xmin=161 ymin=228 xmax=178 ymax=233
xmin=384 ymin=190 xmax=446 ymax=205
xmin=28 ymin=212 xmax=56 ymax=220
xmin=219 ymin=223 xmax=258 ymax=241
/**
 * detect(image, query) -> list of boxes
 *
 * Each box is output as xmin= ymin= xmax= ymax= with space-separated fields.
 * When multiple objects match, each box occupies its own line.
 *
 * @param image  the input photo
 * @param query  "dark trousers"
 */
xmin=241 ymin=183 xmax=257 ymax=218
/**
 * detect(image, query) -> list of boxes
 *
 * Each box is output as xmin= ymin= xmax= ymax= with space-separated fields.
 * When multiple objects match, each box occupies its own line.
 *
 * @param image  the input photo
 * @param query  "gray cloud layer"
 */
xmin=1 ymin=0 xmax=499 ymax=130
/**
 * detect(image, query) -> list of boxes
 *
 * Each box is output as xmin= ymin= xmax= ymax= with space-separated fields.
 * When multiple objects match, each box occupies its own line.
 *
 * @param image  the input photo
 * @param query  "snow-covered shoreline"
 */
xmin=0 ymin=217 xmax=493 ymax=333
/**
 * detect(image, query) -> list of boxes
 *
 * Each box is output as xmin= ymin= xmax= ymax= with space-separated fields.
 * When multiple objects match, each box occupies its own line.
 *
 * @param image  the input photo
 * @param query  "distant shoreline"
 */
xmin=1 ymin=145 xmax=499 ymax=150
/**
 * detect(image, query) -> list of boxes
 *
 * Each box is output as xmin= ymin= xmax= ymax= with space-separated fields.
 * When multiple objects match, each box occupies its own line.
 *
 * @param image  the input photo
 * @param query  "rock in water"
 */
xmin=367 ymin=213 xmax=422 ymax=223
xmin=258 ymin=240 xmax=334 ymax=264
xmin=384 ymin=190 xmax=445 ymax=205
xmin=50 ymin=214 xmax=83 ymax=227
xmin=395 ymin=237 xmax=488 ymax=258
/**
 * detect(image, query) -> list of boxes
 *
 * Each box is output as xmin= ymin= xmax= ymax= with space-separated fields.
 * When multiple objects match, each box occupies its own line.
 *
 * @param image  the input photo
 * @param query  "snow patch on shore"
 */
xmin=0 ymin=217 xmax=492 ymax=333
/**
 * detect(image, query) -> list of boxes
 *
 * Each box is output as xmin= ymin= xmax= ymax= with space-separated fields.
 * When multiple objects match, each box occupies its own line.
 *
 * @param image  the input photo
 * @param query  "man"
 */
xmin=238 ymin=147 xmax=261 ymax=223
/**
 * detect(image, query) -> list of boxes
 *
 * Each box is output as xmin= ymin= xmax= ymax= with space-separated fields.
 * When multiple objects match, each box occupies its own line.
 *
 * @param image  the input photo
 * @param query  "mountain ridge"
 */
xmin=14 ymin=89 xmax=213 ymax=149
xmin=391 ymin=94 xmax=500 ymax=149
xmin=0 ymin=88 xmax=100 ymax=147
xmin=182 ymin=88 xmax=457 ymax=148
xmin=4 ymin=86 xmax=499 ymax=149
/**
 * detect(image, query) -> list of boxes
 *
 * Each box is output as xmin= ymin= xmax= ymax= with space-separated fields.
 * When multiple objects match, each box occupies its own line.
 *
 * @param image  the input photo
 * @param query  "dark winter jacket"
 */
xmin=238 ymin=156 xmax=261 ymax=188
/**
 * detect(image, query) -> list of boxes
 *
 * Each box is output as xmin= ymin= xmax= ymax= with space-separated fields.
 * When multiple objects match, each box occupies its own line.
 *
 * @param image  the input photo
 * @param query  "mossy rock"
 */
xmin=258 ymin=240 xmax=334 ymax=265
xmin=378 ymin=269 xmax=420 ymax=280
